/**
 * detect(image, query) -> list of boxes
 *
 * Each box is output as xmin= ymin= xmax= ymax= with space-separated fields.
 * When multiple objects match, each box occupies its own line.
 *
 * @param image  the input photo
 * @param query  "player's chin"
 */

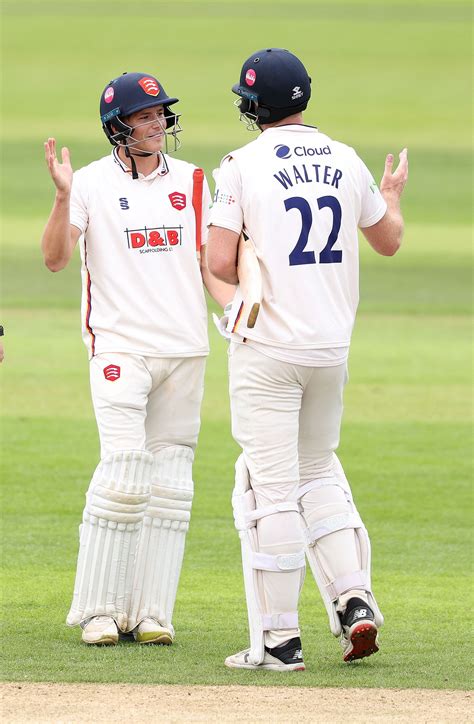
xmin=145 ymin=135 xmax=165 ymax=152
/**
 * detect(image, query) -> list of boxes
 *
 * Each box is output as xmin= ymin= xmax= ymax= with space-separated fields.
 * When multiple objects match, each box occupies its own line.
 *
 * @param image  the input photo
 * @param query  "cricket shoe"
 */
xmin=133 ymin=618 xmax=174 ymax=645
xmin=340 ymin=597 xmax=379 ymax=662
xmin=225 ymin=637 xmax=305 ymax=671
xmin=81 ymin=616 xmax=119 ymax=646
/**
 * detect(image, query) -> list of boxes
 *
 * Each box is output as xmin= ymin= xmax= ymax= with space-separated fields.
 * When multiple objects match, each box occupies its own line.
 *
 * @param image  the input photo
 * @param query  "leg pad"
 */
xmin=299 ymin=455 xmax=383 ymax=636
xmin=128 ymin=445 xmax=194 ymax=631
xmin=67 ymin=450 xmax=153 ymax=630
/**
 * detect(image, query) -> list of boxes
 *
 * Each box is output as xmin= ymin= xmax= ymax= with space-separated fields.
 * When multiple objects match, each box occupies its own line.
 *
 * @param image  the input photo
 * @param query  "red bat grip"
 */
xmin=192 ymin=168 xmax=204 ymax=256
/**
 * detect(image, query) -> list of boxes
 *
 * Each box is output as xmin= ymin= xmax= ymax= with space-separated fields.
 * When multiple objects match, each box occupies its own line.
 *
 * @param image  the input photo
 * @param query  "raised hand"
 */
xmin=380 ymin=148 xmax=408 ymax=200
xmin=44 ymin=137 xmax=73 ymax=195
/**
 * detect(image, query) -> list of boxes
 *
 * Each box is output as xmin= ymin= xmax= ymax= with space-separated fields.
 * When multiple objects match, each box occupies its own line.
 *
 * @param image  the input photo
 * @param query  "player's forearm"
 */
xmin=206 ymin=243 xmax=239 ymax=284
xmin=363 ymin=192 xmax=404 ymax=257
xmin=380 ymin=189 xmax=404 ymax=254
xmin=202 ymin=266 xmax=235 ymax=308
xmin=41 ymin=192 xmax=74 ymax=271
xmin=209 ymin=266 xmax=239 ymax=286
xmin=207 ymin=226 xmax=240 ymax=285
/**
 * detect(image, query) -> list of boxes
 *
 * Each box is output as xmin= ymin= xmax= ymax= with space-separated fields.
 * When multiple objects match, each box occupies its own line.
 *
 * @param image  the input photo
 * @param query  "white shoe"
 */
xmin=134 ymin=617 xmax=174 ymax=645
xmin=81 ymin=616 xmax=118 ymax=646
xmin=225 ymin=637 xmax=305 ymax=671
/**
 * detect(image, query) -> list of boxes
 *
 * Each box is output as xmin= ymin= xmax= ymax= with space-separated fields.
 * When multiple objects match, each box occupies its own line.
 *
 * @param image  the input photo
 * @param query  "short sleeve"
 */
xmin=69 ymin=168 xmax=89 ymax=234
xmin=358 ymin=158 xmax=387 ymax=228
xmin=200 ymin=174 xmax=212 ymax=245
xmin=208 ymin=154 xmax=243 ymax=234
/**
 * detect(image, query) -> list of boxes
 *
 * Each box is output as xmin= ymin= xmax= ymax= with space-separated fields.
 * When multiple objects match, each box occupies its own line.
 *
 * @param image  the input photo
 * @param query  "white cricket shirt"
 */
xmin=70 ymin=150 xmax=210 ymax=359
xmin=209 ymin=125 xmax=387 ymax=365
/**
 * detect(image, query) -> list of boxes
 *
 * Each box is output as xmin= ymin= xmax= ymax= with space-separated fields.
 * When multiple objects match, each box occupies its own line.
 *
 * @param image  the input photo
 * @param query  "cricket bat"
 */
xmin=237 ymin=232 xmax=262 ymax=329
xmin=192 ymin=167 xmax=204 ymax=262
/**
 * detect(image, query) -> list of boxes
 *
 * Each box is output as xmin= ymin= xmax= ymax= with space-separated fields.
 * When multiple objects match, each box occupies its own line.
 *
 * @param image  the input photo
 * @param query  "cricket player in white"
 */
xmin=208 ymin=48 xmax=408 ymax=670
xmin=41 ymin=72 xmax=231 ymax=646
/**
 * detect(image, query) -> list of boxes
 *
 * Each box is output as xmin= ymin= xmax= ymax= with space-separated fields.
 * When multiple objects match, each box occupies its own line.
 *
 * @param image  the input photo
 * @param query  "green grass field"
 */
xmin=1 ymin=0 xmax=472 ymax=690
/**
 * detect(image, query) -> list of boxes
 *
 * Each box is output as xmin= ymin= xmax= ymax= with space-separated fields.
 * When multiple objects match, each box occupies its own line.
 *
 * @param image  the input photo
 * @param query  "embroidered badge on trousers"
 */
xmin=103 ymin=364 xmax=121 ymax=381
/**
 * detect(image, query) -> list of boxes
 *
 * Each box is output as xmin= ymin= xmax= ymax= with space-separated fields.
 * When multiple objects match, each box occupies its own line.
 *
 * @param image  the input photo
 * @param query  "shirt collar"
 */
xmin=112 ymin=147 xmax=169 ymax=179
xmin=263 ymin=123 xmax=319 ymax=134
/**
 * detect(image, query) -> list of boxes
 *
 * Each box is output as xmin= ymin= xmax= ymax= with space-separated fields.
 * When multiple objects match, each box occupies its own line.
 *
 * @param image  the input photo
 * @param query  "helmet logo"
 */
xmin=245 ymin=69 xmax=256 ymax=86
xmin=138 ymin=77 xmax=160 ymax=96
xmin=104 ymin=87 xmax=115 ymax=104
xmin=169 ymin=192 xmax=186 ymax=210
xmin=291 ymin=86 xmax=303 ymax=100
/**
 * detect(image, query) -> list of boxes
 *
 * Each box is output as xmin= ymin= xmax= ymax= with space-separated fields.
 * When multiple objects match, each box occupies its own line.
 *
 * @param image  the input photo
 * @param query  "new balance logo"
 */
xmin=103 ymin=364 xmax=121 ymax=382
xmin=293 ymin=649 xmax=302 ymax=660
xmin=119 ymin=197 xmax=129 ymax=210
xmin=353 ymin=609 xmax=368 ymax=619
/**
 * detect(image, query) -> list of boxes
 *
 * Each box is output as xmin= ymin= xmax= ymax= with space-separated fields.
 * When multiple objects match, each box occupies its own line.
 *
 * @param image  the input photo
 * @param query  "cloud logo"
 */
xmin=274 ymin=144 xmax=291 ymax=159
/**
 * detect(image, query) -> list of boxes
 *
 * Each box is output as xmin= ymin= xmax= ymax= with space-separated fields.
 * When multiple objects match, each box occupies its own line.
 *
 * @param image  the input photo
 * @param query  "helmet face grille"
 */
xmin=104 ymin=112 xmax=183 ymax=153
xmin=234 ymin=98 xmax=260 ymax=132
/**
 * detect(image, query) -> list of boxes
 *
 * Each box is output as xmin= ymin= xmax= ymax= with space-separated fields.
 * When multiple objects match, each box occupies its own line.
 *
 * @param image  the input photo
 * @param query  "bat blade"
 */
xmin=237 ymin=233 xmax=262 ymax=329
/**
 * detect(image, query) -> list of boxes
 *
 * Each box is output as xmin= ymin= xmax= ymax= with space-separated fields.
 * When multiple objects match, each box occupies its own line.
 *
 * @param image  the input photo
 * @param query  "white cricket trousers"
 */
xmin=229 ymin=343 xmax=347 ymax=647
xmin=229 ymin=343 xmax=347 ymax=491
xmin=90 ymin=353 xmax=206 ymax=455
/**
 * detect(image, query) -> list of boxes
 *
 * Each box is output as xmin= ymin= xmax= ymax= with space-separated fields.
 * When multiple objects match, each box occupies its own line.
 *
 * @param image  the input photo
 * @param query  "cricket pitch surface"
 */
xmin=1 ymin=683 xmax=471 ymax=722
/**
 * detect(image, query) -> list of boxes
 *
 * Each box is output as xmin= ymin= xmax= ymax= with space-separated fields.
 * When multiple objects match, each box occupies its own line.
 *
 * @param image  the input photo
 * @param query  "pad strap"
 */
xmin=304 ymin=511 xmax=363 ymax=545
xmin=326 ymin=571 xmax=369 ymax=600
xmin=299 ymin=476 xmax=343 ymax=498
xmin=246 ymin=501 xmax=300 ymax=524
xmin=262 ymin=612 xmax=299 ymax=631
xmin=234 ymin=491 xmax=300 ymax=531
xmin=251 ymin=549 xmax=305 ymax=572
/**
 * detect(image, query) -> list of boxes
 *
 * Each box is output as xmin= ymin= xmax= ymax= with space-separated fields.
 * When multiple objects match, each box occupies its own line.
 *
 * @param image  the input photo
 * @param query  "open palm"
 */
xmin=44 ymin=137 xmax=73 ymax=194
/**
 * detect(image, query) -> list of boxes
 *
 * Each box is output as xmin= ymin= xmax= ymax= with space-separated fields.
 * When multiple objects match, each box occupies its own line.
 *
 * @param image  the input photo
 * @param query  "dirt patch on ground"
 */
xmin=1 ymin=683 xmax=471 ymax=723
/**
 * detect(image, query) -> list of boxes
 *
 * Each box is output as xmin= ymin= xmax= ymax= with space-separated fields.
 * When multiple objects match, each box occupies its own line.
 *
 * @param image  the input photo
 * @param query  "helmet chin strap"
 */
xmin=121 ymin=125 xmax=165 ymax=179
xmin=123 ymin=144 xmax=159 ymax=180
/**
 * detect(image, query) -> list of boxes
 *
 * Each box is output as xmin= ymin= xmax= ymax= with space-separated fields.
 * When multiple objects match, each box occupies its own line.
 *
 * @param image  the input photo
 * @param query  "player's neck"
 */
xmin=261 ymin=112 xmax=304 ymax=130
xmin=118 ymin=146 xmax=160 ymax=177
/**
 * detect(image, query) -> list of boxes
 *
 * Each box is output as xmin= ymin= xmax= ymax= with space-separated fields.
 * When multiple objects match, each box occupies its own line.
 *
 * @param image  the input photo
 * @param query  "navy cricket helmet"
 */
xmin=99 ymin=72 xmax=179 ymax=146
xmin=232 ymin=48 xmax=311 ymax=127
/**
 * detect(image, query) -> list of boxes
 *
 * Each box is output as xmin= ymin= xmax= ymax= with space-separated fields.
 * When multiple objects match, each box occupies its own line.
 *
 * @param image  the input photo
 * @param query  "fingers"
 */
xmin=46 ymin=137 xmax=56 ymax=156
xmin=383 ymin=148 xmax=408 ymax=183
xmin=385 ymin=153 xmax=394 ymax=174
xmin=380 ymin=146 xmax=409 ymax=199
xmin=61 ymin=146 xmax=71 ymax=166
xmin=44 ymin=137 xmax=56 ymax=167
xmin=397 ymin=147 xmax=408 ymax=180
xmin=380 ymin=153 xmax=394 ymax=189
xmin=44 ymin=139 xmax=73 ymax=186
